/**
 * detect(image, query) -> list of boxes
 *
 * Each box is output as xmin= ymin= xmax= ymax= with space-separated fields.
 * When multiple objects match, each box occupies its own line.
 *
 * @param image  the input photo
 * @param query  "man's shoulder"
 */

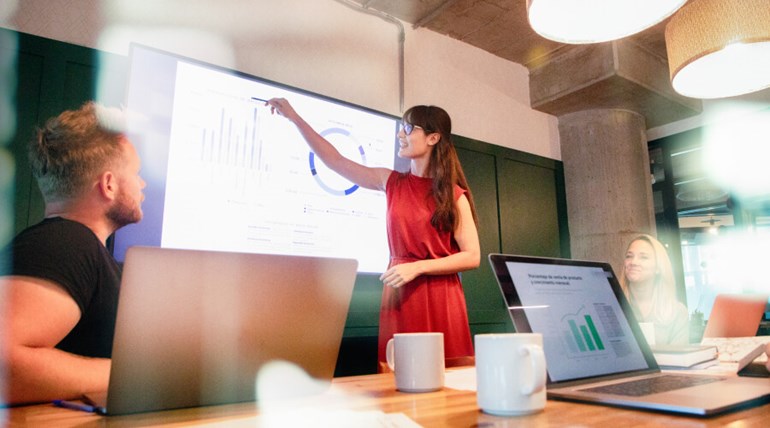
xmin=5 ymin=217 xmax=108 ymax=276
xmin=13 ymin=217 xmax=100 ymax=247
xmin=20 ymin=216 xmax=92 ymax=234
xmin=4 ymin=217 xmax=119 ymax=312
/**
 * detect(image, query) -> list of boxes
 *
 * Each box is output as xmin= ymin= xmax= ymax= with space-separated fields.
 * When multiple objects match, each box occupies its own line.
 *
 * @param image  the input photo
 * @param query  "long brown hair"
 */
xmin=403 ymin=105 xmax=478 ymax=233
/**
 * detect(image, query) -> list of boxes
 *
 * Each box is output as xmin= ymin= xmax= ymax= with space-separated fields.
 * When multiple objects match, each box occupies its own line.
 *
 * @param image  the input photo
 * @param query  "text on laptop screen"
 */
xmin=114 ymin=44 xmax=405 ymax=273
xmin=504 ymin=261 xmax=649 ymax=382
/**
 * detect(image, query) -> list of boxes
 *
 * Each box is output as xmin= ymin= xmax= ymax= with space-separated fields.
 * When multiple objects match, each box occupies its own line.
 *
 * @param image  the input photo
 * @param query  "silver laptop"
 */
xmin=488 ymin=253 xmax=770 ymax=416
xmin=87 ymin=246 xmax=357 ymax=415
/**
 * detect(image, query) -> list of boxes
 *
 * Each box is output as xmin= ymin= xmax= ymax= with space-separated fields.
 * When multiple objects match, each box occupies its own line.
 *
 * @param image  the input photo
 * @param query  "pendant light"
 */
xmin=666 ymin=0 xmax=770 ymax=99
xmin=527 ymin=0 xmax=688 ymax=44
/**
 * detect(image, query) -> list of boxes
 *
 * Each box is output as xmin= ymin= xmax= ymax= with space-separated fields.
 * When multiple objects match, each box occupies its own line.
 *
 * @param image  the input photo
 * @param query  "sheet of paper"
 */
xmin=444 ymin=367 xmax=477 ymax=391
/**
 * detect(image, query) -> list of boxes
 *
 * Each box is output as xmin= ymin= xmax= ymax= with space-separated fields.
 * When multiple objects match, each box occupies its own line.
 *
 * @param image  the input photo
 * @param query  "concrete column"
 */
xmin=559 ymin=109 xmax=656 ymax=275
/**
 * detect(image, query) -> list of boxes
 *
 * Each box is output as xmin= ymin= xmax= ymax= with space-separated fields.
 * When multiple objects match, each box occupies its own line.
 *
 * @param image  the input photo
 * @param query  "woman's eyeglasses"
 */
xmin=400 ymin=122 xmax=424 ymax=135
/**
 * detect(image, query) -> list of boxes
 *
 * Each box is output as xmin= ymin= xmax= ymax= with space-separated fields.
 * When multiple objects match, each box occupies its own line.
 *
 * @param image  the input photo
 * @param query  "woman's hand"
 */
xmin=263 ymin=97 xmax=391 ymax=191
xmin=380 ymin=262 xmax=423 ymax=289
xmin=266 ymin=98 xmax=299 ymax=122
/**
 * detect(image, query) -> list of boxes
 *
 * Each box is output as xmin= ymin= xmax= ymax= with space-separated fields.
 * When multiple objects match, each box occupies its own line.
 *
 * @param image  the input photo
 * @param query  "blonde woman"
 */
xmin=619 ymin=234 xmax=689 ymax=345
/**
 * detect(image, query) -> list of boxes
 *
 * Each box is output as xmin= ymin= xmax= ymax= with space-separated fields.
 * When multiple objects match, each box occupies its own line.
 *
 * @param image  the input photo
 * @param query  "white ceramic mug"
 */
xmin=475 ymin=333 xmax=547 ymax=416
xmin=386 ymin=332 xmax=445 ymax=392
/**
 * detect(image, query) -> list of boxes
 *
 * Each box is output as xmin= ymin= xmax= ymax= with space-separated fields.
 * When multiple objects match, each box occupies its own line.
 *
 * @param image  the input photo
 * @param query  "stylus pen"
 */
xmin=250 ymin=96 xmax=269 ymax=103
xmin=53 ymin=399 xmax=97 ymax=413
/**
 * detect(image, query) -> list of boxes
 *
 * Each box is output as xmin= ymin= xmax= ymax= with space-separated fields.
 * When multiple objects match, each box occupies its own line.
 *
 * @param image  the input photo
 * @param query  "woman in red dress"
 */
xmin=266 ymin=99 xmax=480 ymax=371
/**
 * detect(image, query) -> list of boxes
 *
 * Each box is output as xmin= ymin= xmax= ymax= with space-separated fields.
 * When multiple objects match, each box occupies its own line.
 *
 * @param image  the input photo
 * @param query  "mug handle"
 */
xmin=386 ymin=338 xmax=396 ymax=371
xmin=519 ymin=344 xmax=546 ymax=395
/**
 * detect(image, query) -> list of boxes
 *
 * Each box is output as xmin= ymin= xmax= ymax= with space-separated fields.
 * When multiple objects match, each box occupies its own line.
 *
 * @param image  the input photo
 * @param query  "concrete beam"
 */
xmin=529 ymin=40 xmax=701 ymax=129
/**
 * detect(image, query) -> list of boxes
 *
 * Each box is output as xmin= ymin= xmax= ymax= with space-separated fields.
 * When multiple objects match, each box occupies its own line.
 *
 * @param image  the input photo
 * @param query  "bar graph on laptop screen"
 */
xmin=114 ymin=44 xmax=405 ymax=273
xmin=563 ymin=305 xmax=606 ymax=353
xmin=505 ymin=261 xmax=649 ymax=381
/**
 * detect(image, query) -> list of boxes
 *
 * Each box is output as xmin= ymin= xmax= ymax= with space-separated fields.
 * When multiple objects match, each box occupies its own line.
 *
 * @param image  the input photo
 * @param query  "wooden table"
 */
xmin=6 ymin=370 xmax=770 ymax=427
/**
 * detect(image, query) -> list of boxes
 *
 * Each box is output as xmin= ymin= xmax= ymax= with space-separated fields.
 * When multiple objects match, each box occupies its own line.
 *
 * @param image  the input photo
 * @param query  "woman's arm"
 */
xmin=266 ymin=98 xmax=391 ymax=191
xmin=380 ymin=194 xmax=480 ymax=288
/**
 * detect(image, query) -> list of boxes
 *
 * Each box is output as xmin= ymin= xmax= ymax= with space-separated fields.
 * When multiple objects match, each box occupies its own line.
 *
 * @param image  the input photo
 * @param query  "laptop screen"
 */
xmin=489 ymin=254 xmax=657 ymax=383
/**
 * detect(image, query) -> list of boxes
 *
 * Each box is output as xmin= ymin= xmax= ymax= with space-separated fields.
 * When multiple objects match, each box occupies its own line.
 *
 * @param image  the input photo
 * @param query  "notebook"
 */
xmin=702 ymin=293 xmax=768 ymax=338
xmin=488 ymin=253 xmax=770 ymax=416
xmin=86 ymin=246 xmax=358 ymax=415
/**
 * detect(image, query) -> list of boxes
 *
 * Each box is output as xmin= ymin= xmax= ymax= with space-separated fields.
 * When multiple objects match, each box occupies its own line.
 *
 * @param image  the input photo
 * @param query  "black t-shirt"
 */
xmin=4 ymin=217 xmax=120 ymax=358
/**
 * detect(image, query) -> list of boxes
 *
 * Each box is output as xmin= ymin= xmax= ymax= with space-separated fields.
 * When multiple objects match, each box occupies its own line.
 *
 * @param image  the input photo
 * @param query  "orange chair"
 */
xmin=702 ymin=294 xmax=769 ymax=338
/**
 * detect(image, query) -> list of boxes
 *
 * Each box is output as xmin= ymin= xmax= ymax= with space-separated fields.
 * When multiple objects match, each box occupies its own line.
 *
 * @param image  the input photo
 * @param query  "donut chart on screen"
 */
xmin=309 ymin=127 xmax=365 ymax=196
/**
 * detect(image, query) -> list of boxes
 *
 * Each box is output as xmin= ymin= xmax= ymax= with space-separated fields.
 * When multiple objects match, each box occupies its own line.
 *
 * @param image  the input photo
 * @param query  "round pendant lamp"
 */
xmin=526 ymin=0 xmax=688 ymax=44
xmin=666 ymin=0 xmax=770 ymax=99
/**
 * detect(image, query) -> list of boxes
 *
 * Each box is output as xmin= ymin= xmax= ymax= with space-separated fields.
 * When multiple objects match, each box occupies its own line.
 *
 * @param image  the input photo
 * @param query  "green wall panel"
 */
xmin=499 ymin=158 xmax=562 ymax=256
xmin=455 ymin=145 xmax=508 ymax=326
xmin=10 ymin=50 xmax=42 ymax=232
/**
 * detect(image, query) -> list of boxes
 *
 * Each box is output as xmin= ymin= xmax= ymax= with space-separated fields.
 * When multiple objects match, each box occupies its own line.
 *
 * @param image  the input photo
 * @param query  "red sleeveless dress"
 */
xmin=378 ymin=172 xmax=474 ymax=371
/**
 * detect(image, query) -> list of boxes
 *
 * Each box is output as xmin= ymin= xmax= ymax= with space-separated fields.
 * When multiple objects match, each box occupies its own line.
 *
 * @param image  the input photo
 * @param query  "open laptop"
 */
xmin=86 ymin=246 xmax=358 ymax=415
xmin=488 ymin=253 xmax=770 ymax=416
xmin=703 ymin=293 xmax=768 ymax=338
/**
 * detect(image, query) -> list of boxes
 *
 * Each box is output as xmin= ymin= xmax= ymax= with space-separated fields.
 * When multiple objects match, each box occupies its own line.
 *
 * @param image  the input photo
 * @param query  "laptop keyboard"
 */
xmin=581 ymin=375 xmax=724 ymax=397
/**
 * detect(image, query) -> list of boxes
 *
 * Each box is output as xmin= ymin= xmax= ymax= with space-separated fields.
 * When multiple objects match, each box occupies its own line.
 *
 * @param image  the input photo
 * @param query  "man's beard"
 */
xmin=106 ymin=188 xmax=142 ymax=228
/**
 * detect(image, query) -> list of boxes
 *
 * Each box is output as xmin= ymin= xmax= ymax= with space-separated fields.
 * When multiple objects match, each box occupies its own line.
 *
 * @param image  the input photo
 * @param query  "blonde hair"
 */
xmin=619 ymin=234 xmax=680 ymax=325
xmin=30 ymin=102 xmax=126 ymax=203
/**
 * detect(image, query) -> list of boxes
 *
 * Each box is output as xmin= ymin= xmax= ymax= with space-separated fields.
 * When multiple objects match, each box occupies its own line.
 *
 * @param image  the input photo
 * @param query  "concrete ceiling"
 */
xmin=352 ymin=0 xmax=699 ymax=128
xmin=353 ymin=0 xmax=671 ymax=70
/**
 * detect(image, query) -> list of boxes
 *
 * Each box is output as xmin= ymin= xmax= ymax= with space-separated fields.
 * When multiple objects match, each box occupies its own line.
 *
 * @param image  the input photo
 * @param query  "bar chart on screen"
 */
xmin=195 ymin=102 xmax=270 ymax=189
xmin=561 ymin=305 xmax=612 ymax=357
xmin=156 ymin=60 xmax=394 ymax=272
